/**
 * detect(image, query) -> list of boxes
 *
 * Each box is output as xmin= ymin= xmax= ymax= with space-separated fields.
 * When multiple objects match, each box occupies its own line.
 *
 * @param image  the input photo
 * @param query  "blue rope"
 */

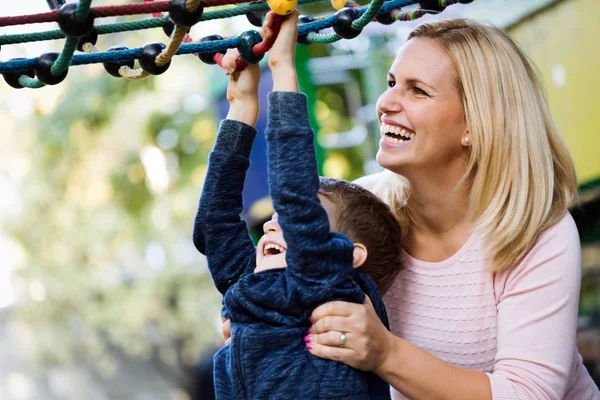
xmin=0 ymin=0 xmax=418 ymax=75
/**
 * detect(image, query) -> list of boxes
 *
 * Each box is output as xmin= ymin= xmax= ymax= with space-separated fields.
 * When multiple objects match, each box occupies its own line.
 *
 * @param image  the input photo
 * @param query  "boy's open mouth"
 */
xmin=380 ymin=122 xmax=415 ymax=144
xmin=264 ymin=242 xmax=286 ymax=256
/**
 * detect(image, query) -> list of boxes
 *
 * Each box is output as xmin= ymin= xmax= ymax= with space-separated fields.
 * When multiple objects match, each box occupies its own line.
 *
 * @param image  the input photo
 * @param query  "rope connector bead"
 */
xmin=103 ymin=46 xmax=135 ymax=77
xmin=198 ymin=35 xmax=225 ymax=65
xmin=237 ymin=30 xmax=264 ymax=64
xmin=375 ymin=11 xmax=394 ymax=25
xmin=246 ymin=10 xmax=268 ymax=27
xmin=2 ymin=58 xmax=35 ymax=89
xmin=58 ymin=2 xmax=96 ymax=38
xmin=77 ymin=28 xmax=98 ymax=51
xmin=169 ymin=0 xmax=204 ymax=28
xmin=139 ymin=42 xmax=171 ymax=75
xmin=333 ymin=7 xmax=362 ymax=39
xmin=297 ymin=15 xmax=316 ymax=45
xmin=34 ymin=52 xmax=68 ymax=85
xmin=162 ymin=18 xmax=190 ymax=38
xmin=419 ymin=0 xmax=445 ymax=12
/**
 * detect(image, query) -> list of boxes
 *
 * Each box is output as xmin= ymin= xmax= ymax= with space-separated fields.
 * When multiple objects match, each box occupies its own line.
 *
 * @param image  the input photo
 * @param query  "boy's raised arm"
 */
xmin=265 ymin=92 xmax=358 ymax=289
xmin=193 ymin=120 xmax=258 ymax=295
xmin=193 ymin=55 xmax=261 ymax=295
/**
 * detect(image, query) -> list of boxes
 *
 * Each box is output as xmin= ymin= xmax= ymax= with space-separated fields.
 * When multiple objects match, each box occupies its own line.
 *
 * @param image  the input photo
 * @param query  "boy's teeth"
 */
xmin=264 ymin=243 xmax=285 ymax=255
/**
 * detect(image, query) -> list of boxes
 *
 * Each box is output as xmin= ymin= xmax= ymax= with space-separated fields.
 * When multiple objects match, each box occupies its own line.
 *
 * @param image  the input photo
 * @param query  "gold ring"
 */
xmin=339 ymin=332 xmax=347 ymax=347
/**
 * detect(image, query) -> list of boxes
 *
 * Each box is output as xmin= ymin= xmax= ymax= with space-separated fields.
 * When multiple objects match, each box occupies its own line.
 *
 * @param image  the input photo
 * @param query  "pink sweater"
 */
xmin=384 ymin=213 xmax=599 ymax=399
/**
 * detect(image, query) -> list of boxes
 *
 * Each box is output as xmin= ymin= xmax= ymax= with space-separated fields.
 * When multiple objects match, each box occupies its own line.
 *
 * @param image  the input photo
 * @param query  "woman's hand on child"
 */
xmin=221 ymin=317 xmax=232 ymax=345
xmin=224 ymin=49 xmax=261 ymax=126
xmin=307 ymin=296 xmax=397 ymax=374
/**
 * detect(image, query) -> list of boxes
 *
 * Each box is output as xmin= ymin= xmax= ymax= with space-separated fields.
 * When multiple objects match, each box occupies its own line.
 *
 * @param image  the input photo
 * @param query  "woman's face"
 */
xmin=376 ymin=38 xmax=468 ymax=179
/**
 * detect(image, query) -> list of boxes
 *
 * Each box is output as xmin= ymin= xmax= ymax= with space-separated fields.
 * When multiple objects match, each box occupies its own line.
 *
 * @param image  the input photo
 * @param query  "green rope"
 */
xmin=76 ymin=0 xmax=93 ymax=21
xmin=306 ymin=32 xmax=340 ymax=44
xmin=51 ymin=37 xmax=78 ymax=75
xmin=352 ymin=0 xmax=384 ymax=30
xmin=18 ymin=75 xmax=45 ymax=89
xmin=0 ymin=0 xmax=321 ymax=46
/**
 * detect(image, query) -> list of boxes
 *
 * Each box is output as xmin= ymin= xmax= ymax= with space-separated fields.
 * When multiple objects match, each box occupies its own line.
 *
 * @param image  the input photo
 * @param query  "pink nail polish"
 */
xmin=303 ymin=335 xmax=312 ymax=343
xmin=306 ymin=343 xmax=313 ymax=350
xmin=307 ymin=327 xmax=312 ymax=334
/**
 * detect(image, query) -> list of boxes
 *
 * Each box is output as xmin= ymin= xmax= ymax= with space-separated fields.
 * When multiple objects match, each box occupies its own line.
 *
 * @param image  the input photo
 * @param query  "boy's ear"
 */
xmin=352 ymin=243 xmax=368 ymax=269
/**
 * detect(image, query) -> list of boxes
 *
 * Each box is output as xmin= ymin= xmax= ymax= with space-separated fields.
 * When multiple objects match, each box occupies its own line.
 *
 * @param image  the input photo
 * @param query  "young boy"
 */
xmin=193 ymin=12 xmax=402 ymax=399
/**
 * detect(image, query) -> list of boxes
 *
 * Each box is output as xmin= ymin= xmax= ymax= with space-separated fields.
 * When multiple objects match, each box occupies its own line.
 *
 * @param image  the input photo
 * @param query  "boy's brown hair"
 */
xmin=318 ymin=177 xmax=403 ymax=294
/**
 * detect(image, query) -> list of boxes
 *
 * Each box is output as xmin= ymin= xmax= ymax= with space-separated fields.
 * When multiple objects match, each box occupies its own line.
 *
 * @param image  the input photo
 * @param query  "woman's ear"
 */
xmin=352 ymin=243 xmax=368 ymax=269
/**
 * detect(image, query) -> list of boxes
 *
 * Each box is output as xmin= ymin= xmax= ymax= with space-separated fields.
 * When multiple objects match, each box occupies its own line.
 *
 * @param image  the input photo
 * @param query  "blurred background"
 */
xmin=0 ymin=0 xmax=598 ymax=399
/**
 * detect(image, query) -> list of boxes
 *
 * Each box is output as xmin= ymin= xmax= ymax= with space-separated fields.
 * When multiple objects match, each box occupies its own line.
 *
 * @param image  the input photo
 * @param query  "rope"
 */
xmin=352 ymin=0 xmax=384 ymax=30
xmin=155 ymin=24 xmax=188 ymax=66
xmin=18 ymin=75 xmax=45 ymax=89
xmin=76 ymin=0 xmax=94 ymax=20
xmin=0 ymin=0 xmax=323 ymax=46
xmin=50 ymin=36 xmax=78 ymax=75
xmin=0 ymin=0 xmax=467 ymax=85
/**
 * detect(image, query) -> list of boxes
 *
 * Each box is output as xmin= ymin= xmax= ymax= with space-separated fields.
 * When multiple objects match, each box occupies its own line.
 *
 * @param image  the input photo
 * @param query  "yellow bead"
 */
xmin=266 ymin=0 xmax=297 ymax=15
xmin=331 ymin=0 xmax=346 ymax=10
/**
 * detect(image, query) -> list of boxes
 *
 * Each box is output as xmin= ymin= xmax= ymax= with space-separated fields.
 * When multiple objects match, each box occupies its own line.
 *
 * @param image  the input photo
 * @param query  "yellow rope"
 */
xmin=111 ymin=0 xmax=202 ymax=80
xmin=119 ymin=66 xmax=150 ymax=80
xmin=155 ymin=24 xmax=188 ymax=66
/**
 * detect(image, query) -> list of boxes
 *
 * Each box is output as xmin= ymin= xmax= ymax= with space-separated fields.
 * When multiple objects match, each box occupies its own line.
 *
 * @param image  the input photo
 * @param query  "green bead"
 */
xmin=237 ymin=30 xmax=263 ymax=64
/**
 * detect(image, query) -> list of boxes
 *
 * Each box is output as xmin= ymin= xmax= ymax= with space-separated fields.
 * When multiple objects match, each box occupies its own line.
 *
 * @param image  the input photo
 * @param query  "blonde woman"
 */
xmin=221 ymin=18 xmax=599 ymax=399
xmin=301 ymin=20 xmax=600 ymax=399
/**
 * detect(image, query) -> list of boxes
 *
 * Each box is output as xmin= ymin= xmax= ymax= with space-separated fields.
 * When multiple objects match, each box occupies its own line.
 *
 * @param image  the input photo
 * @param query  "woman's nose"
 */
xmin=376 ymin=88 xmax=403 ymax=117
xmin=263 ymin=218 xmax=280 ymax=234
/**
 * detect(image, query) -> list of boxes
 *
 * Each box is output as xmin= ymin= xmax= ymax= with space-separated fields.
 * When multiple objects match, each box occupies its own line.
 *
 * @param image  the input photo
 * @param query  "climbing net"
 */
xmin=0 ymin=0 xmax=472 ymax=89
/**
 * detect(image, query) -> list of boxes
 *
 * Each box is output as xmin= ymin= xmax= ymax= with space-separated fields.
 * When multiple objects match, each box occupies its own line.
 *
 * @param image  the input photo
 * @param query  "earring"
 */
xmin=462 ymin=136 xmax=470 ymax=146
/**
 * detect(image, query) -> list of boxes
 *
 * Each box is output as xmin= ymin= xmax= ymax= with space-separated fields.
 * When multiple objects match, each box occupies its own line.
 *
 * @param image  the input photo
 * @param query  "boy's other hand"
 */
xmin=225 ymin=49 xmax=261 ymax=104
xmin=265 ymin=10 xmax=300 ymax=92
xmin=225 ymin=49 xmax=260 ymax=126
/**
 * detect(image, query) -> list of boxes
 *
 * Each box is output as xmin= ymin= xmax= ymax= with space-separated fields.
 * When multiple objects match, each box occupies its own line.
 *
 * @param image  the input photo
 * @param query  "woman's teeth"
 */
xmin=380 ymin=123 xmax=415 ymax=144
xmin=264 ymin=243 xmax=285 ymax=256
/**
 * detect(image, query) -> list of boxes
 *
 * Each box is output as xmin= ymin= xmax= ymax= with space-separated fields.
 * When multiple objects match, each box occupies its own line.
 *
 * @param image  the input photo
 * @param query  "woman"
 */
xmin=303 ymin=19 xmax=599 ymax=399
xmin=222 ymin=17 xmax=599 ymax=399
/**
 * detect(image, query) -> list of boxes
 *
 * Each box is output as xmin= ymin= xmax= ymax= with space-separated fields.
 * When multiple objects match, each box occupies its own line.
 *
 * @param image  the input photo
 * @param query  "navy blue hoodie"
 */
xmin=193 ymin=92 xmax=391 ymax=400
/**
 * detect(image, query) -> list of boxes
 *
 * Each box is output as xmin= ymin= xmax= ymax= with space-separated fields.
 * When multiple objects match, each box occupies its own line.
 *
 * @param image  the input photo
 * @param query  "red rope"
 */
xmin=91 ymin=2 xmax=171 ymax=18
xmin=0 ymin=10 xmax=59 ymax=27
xmin=0 ymin=0 xmax=252 ymax=27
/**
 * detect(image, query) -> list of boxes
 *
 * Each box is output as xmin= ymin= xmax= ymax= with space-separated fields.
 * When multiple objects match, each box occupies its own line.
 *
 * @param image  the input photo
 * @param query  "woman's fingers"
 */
xmin=307 ymin=342 xmax=355 ymax=364
xmin=311 ymin=300 xmax=357 ymax=322
xmin=310 ymin=315 xmax=349 ymax=335
xmin=310 ymin=330 xmax=353 ymax=349
xmin=222 ymin=318 xmax=232 ymax=345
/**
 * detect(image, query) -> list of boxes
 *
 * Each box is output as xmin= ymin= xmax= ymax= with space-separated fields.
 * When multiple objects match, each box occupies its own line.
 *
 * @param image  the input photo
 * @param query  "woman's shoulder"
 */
xmin=352 ymin=172 xmax=387 ymax=197
xmin=494 ymin=212 xmax=581 ymax=298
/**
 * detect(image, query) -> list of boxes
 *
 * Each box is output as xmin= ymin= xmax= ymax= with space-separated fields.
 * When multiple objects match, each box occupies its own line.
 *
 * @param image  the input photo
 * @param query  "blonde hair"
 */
xmin=380 ymin=19 xmax=578 ymax=273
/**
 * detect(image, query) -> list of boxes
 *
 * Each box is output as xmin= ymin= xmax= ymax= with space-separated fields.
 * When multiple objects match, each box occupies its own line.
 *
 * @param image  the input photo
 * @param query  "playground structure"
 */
xmin=0 ymin=0 xmax=472 ymax=89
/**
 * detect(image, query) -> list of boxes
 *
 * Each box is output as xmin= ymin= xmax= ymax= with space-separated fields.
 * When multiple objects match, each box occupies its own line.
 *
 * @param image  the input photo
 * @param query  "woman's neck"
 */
xmin=403 ymin=172 xmax=472 ymax=262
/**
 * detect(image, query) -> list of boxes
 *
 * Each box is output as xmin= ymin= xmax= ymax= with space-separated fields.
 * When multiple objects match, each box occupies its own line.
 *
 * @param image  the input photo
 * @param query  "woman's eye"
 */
xmin=412 ymin=86 xmax=428 ymax=96
xmin=387 ymin=80 xmax=396 ymax=88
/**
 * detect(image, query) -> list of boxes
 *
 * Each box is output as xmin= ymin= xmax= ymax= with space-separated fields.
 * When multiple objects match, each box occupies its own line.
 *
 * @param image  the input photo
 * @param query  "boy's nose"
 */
xmin=263 ymin=218 xmax=280 ymax=234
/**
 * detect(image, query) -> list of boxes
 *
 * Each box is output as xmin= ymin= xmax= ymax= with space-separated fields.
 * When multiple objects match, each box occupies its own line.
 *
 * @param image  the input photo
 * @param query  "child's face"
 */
xmin=254 ymin=195 xmax=338 ymax=273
